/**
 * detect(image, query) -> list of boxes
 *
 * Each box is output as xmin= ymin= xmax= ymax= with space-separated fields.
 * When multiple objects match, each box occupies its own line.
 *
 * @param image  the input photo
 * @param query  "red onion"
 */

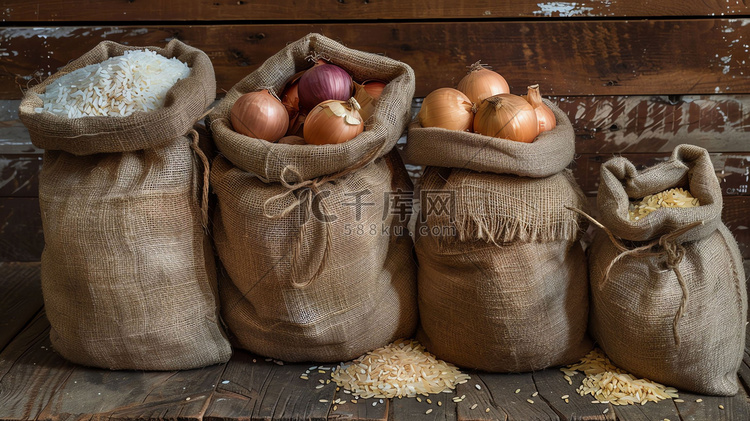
xmin=297 ymin=62 xmax=352 ymax=113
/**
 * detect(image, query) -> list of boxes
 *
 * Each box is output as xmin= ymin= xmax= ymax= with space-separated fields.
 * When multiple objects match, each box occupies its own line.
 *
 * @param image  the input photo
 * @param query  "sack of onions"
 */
xmin=17 ymin=40 xmax=231 ymax=370
xmin=404 ymin=97 xmax=593 ymax=372
xmin=588 ymin=144 xmax=746 ymax=396
xmin=206 ymin=33 xmax=418 ymax=362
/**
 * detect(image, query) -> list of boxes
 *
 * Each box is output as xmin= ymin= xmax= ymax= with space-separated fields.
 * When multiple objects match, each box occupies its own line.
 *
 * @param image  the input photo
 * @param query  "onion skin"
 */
xmin=280 ymin=71 xmax=305 ymax=119
xmin=298 ymin=62 xmax=353 ymax=113
xmin=353 ymin=80 xmax=387 ymax=122
xmin=362 ymin=80 xmax=386 ymax=99
xmin=303 ymin=98 xmax=364 ymax=145
xmin=525 ymin=84 xmax=556 ymax=133
xmin=230 ymin=89 xmax=289 ymax=142
xmin=457 ymin=62 xmax=510 ymax=105
xmin=474 ymin=94 xmax=539 ymax=143
xmin=418 ymin=88 xmax=474 ymax=132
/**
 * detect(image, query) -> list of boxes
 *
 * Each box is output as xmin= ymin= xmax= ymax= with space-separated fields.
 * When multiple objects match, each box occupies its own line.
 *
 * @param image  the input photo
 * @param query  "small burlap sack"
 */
xmin=18 ymin=39 xmax=232 ymax=370
xmin=404 ymin=101 xmax=593 ymax=372
xmin=589 ymin=144 xmax=747 ymax=396
xmin=207 ymin=33 xmax=418 ymax=362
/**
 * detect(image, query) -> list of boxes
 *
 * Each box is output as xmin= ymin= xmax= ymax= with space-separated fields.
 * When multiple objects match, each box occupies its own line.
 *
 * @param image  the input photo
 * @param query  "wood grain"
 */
xmin=3 ymin=0 xmax=750 ymax=22
xmin=555 ymin=96 xmax=750 ymax=154
xmin=204 ymin=351 xmax=335 ymax=421
xmin=573 ymin=152 xmax=750 ymax=197
xmin=471 ymin=373 xmax=557 ymax=420
xmin=3 ymin=18 xmax=750 ymax=99
xmin=36 ymin=360 xmax=226 ymax=421
xmin=0 ymin=311 xmax=76 ymax=421
xmin=722 ymin=196 xmax=750 ymax=259
xmin=532 ymin=369 xmax=614 ymax=421
xmin=0 ymin=262 xmax=42 ymax=352
xmin=672 ymin=388 xmax=750 ymax=421
xmin=0 ymin=197 xmax=44 ymax=262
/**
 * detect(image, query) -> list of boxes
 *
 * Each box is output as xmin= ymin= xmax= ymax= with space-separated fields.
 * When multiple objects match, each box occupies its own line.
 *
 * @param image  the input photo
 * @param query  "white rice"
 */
xmin=36 ymin=49 xmax=190 ymax=118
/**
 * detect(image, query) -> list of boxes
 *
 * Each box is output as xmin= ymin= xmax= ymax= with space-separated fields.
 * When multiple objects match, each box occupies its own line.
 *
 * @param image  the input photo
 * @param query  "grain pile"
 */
xmin=331 ymin=339 xmax=470 ymax=399
xmin=628 ymin=188 xmax=700 ymax=221
xmin=561 ymin=348 xmax=679 ymax=405
xmin=37 ymin=49 xmax=190 ymax=118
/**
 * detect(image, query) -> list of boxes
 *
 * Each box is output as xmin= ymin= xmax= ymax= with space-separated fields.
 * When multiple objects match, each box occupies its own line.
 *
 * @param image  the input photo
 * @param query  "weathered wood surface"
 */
xmin=0 ymin=263 xmax=748 ymax=420
xmin=2 ymin=18 xmax=750 ymax=99
xmin=574 ymin=153 xmax=750 ymax=197
xmin=3 ymin=0 xmax=750 ymax=22
xmin=0 ymin=262 xmax=41 ymax=351
xmin=554 ymin=96 xmax=750 ymax=154
xmin=0 ymin=197 xmax=43 ymax=262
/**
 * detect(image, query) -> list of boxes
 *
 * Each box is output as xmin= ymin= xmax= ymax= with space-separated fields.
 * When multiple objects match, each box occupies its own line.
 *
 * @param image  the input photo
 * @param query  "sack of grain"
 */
xmin=589 ymin=144 xmax=747 ymax=396
xmin=207 ymin=33 xmax=418 ymax=362
xmin=18 ymin=39 xmax=231 ymax=370
xmin=402 ymin=101 xmax=592 ymax=372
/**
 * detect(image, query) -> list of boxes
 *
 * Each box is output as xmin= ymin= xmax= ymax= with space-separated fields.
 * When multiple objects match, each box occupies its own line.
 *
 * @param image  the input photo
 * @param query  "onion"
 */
xmin=303 ymin=98 xmax=364 ymax=145
xmin=280 ymin=71 xmax=305 ymax=119
xmin=230 ymin=89 xmax=289 ymax=142
xmin=525 ymin=84 xmax=556 ymax=133
xmin=298 ymin=61 xmax=353 ymax=113
xmin=417 ymin=88 xmax=474 ymax=131
xmin=353 ymin=80 xmax=387 ymax=122
xmin=362 ymin=80 xmax=386 ymax=99
xmin=474 ymin=94 xmax=539 ymax=143
xmin=457 ymin=61 xmax=510 ymax=105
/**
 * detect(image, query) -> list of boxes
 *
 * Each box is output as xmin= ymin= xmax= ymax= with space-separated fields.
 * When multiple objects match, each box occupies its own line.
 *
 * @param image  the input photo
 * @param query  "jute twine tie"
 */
xmin=186 ymin=108 xmax=216 ymax=233
xmin=567 ymin=206 xmax=704 ymax=346
xmin=259 ymin=142 xmax=384 ymax=288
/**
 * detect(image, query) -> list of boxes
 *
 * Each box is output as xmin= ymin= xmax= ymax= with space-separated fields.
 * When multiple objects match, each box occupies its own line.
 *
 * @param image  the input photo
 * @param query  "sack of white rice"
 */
xmin=403 ymin=101 xmax=593 ymax=372
xmin=207 ymin=33 xmax=418 ymax=362
xmin=589 ymin=144 xmax=747 ymax=396
xmin=17 ymin=39 xmax=232 ymax=370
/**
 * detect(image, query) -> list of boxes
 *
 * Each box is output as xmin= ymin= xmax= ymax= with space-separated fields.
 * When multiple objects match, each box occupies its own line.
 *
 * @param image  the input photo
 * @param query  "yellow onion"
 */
xmin=230 ymin=89 xmax=289 ymax=142
xmin=474 ymin=94 xmax=539 ymax=143
xmin=457 ymin=61 xmax=510 ymax=105
xmin=353 ymin=80 xmax=387 ymax=122
xmin=417 ymin=88 xmax=474 ymax=131
xmin=287 ymin=113 xmax=305 ymax=137
xmin=303 ymin=98 xmax=364 ymax=145
xmin=362 ymin=80 xmax=386 ymax=99
xmin=525 ymin=84 xmax=556 ymax=133
xmin=278 ymin=135 xmax=307 ymax=145
xmin=280 ymin=71 xmax=305 ymax=119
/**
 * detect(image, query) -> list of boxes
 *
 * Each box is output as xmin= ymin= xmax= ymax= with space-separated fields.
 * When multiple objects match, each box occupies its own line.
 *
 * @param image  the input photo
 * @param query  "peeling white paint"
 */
xmin=729 ymin=19 xmax=750 ymax=27
xmin=100 ymin=28 xmax=126 ymax=37
xmin=533 ymin=2 xmax=595 ymax=17
xmin=1 ymin=27 xmax=79 ymax=40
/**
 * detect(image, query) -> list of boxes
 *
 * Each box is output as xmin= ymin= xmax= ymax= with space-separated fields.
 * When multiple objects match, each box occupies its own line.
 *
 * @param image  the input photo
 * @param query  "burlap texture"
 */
xmin=19 ymin=40 xmax=215 ymax=155
xmin=18 ymin=39 xmax=232 ymax=370
xmin=206 ymin=33 xmax=415 ymax=183
xmin=410 ymin=102 xmax=591 ymax=371
xmin=589 ymin=144 xmax=747 ymax=395
xmin=414 ymin=166 xmax=591 ymax=372
xmin=402 ymin=99 xmax=574 ymax=178
xmin=211 ymin=151 xmax=418 ymax=362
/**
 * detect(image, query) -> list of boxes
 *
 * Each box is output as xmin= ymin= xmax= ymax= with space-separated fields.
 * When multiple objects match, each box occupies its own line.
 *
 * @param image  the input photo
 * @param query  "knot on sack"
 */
xmin=566 ymin=206 xmax=703 ymax=347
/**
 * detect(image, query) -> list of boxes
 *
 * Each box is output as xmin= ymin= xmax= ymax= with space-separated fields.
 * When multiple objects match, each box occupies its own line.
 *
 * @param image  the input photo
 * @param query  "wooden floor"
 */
xmin=0 ymin=262 xmax=748 ymax=420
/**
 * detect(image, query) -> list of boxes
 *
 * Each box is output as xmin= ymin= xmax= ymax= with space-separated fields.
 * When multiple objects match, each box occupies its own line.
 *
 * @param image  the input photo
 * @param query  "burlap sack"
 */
xmin=208 ymin=34 xmax=418 ymax=362
xmin=406 ymin=102 xmax=593 ymax=372
xmin=18 ymin=40 xmax=232 ymax=370
xmin=589 ymin=144 xmax=747 ymax=395
xmin=207 ymin=33 xmax=415 ymax=182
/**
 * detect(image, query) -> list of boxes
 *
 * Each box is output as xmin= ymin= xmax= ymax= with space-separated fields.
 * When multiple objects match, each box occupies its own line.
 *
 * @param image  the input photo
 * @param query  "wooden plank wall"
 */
xmin=0 ymin=1 xmax=749 ymax=260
